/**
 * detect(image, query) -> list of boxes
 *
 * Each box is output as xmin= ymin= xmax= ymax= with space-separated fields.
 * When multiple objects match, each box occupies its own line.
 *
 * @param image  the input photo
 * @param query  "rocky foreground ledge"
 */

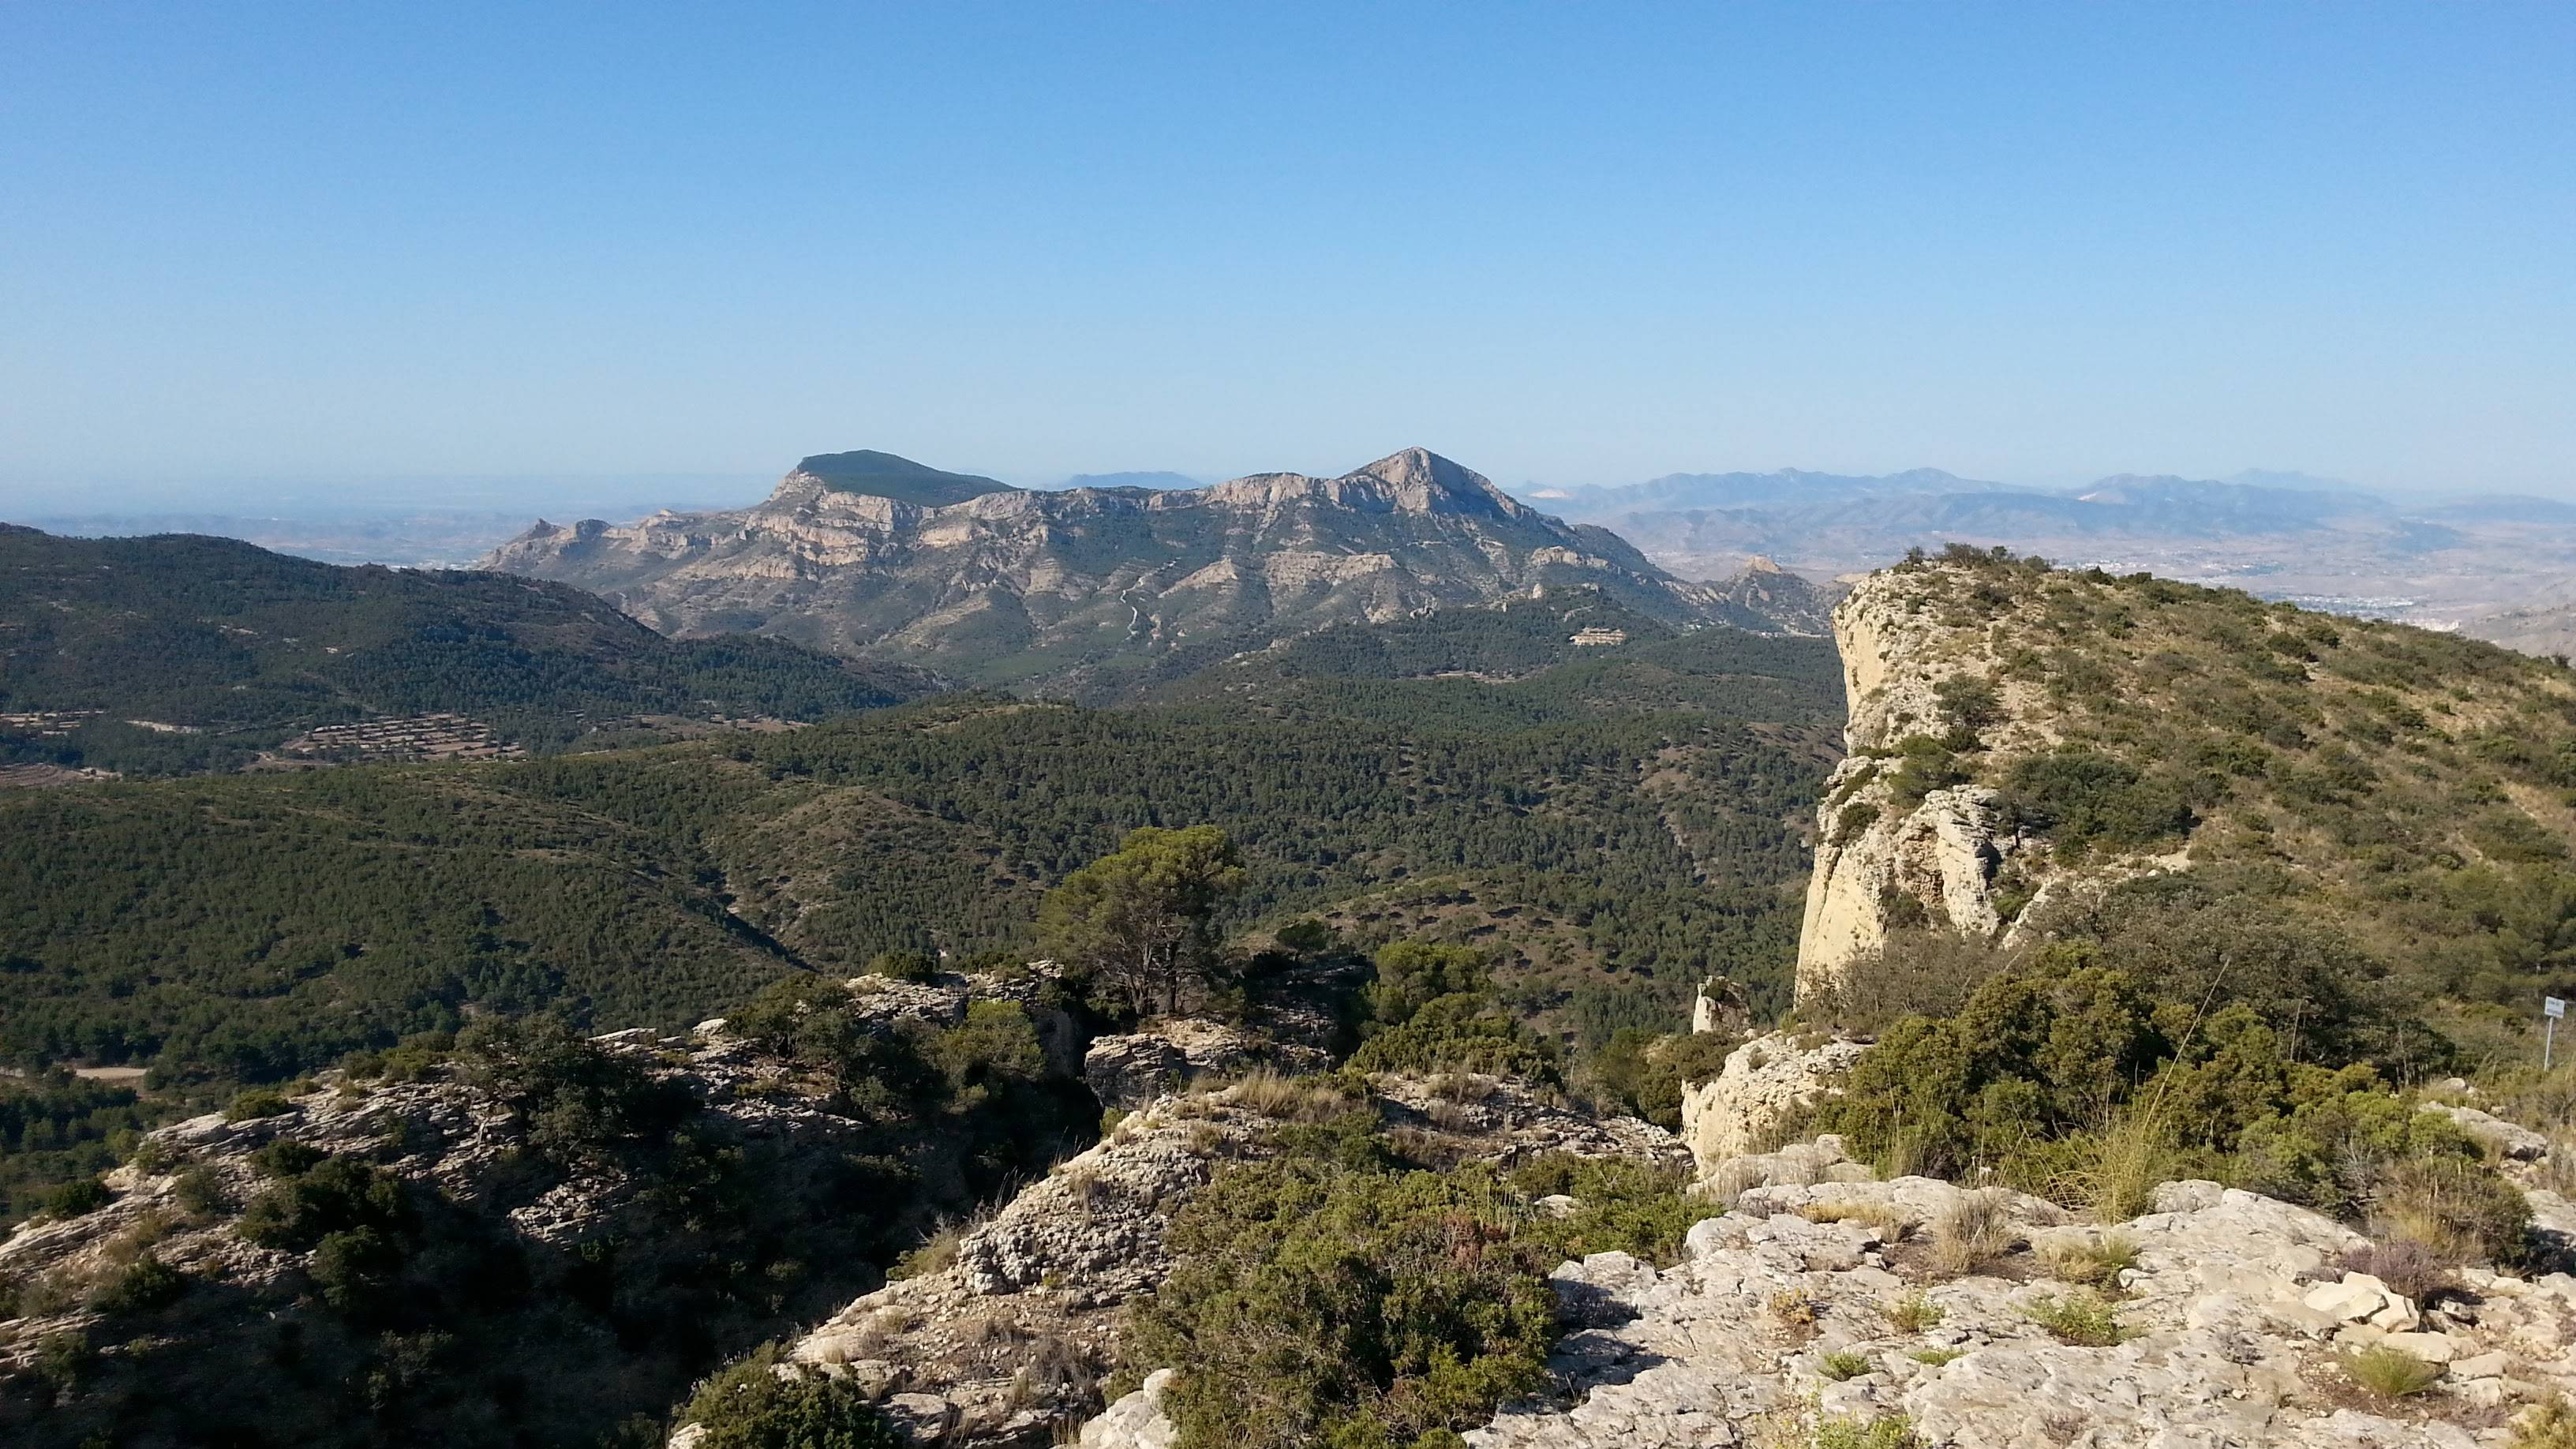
xmin=1085 ymin=1136 xmax=2576 ymax=1449
xmin=674 ymin=1065 xmax=1685 ymax=1447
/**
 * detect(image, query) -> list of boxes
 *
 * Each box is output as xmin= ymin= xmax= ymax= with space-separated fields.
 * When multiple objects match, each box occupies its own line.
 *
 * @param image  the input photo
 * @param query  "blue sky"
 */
xmin=2 ymin=2 xmax=2570 ymax=512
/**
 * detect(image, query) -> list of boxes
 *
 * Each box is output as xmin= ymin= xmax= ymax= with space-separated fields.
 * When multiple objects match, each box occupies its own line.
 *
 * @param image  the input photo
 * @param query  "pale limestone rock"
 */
xmin=1077 ymin=1369 xmax=1177 ymax=1449
xmin=2424 ymin=1102 xmax=2551 ymax=1159
xmin=1458 ymin=1144 xmax=2492 ymax=1449
xmin=2305 ymin=1275 xmax=2392 ymax=1322
xmin=1080 ymin=1018 xmax=1328 ymax=1114
xmin=2380 ymin=1331 xmax=2462 ymax=1365
xmin=1676 ymin=1031 xmax=1866 ymax=1171
xmin=478 ymin=449 xmax=1782 ymax=683
xmin=2370 ymin=1296 xmax=2424 ymax=1333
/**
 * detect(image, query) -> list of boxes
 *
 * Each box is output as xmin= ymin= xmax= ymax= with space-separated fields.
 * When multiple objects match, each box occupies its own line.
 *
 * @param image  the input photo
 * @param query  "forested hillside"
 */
xmin=0 ymin=616 xmax=1843 ymax=1088
xmin=0 ymin=527 xmax=935 ymax=773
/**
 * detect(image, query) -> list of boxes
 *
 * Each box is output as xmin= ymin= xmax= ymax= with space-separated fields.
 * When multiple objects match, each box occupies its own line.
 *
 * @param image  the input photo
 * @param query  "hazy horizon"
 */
xmin=3 ymin=455 xmax=2539 ymax=528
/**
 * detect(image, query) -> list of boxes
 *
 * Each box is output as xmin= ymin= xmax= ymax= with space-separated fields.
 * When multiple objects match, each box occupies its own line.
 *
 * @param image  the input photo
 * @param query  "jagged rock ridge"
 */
xmin=481 ymin=448 xmax=1811 ymax=691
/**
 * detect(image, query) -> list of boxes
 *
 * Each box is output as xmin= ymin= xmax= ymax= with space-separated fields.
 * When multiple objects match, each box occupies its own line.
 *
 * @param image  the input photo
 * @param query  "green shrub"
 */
xmin=1906 ymin=1347 xmax=1964 ymax=1367
xmin=2372 ymin=1155 xmax=2532 ymax=1267
xmin=1365 ymin=942 xmax=1492 ymax=1029
xmin=1348 ymin=993 xmax=1559 ymax=1084
xmin=1934 ymin=674 xmax=2004 ymax=749
xmin=252 ymin=1140 xmax=327 ymax=1179
xmin=683 ymin=1342 xmax=900 ymax=1448
xmin=88 ymin=1253 xmax=186 ymax=1314
xmin=44 ymin=1176 xmax=112 ymax=1219
xmin=311 ymin=1226 xmax=403 ymax=1314
xmin=1814 ymin=966 xmax=2173 ymax=1186
xmin=932 ymin=1000 xmax=1047 ymax=1099
xmin=1509 ymin=1155 xmax=1711 ymax=1265
xmin=174 ymin=1165 xmax=230 ymax=1215
xmin=1807 ymin=929 xmax=2016 ymax=1037
xmin=863 ymin=949 xmax=940 ymax=983
xmin=223 ymin=1089 xmax=294 ymax=1122
xmin=2341 ymin=1344 xmax=2441 ymax=1398
xmin=1818 ymin=1350 xmax=1872 ymax=1380
xmin=456 ymin=1016 xmax=697 ymax=1168
xmin=238 ymin=1154 xmax=406 ymax=1252
xmin=2024 ymin=1290 xmax=2127 ymax=1346
xmin=2041 ymin=1234 xmax=2139 ymax=1287
xmin=2000 ymin=749 xmax=2194 ymax=850
xmin=1881 ymin=1290 xmax=1945 ymax=1333
xmin=33 ymin=1330 xmax=94 ymax=1395
xmin=1814 ymin=1416 xmax=1922 ymax=1449
xmin=1584 ymin=1029 xmax=1733 ymax=1131
xmin=1128 ymin=1157 xmax=1560 ymax=1449
xmin=1885 ymin=736 xmax=1971 ymax=811
xmin=2510 ymin=1397 xmax=2576 ymax=1449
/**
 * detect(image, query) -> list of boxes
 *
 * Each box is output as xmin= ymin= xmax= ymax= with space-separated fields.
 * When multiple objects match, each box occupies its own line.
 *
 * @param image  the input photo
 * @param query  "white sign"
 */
xmin=2549 ymin=998 xmax=2567 ymax=1020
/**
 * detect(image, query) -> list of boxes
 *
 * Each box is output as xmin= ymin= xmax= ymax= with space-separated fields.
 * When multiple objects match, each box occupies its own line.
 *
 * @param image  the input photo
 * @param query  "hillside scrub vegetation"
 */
xmin=1863 ymin=548 xmax=2576 ymax=1063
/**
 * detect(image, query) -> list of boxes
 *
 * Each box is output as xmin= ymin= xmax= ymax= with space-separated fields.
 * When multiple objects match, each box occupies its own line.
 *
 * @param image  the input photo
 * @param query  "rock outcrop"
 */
xmin=1792 ymin=565 xmax=2192 ymax=1002
xmin=696 ymin=1072 xmax=1686 ymax=1448
xmin=1676 ymin=1031 xmax=1868 ymax=1172
xmin=482 ymin=448 xmax=1807 ymax=691
xmin=1081 ymin=1018 xmax=1330 ymax=1114
xmin=0 ymin=1024 xmax=904 ymax=1447
xmin=1085 ymin=1133 xmax=2576 ymax=1449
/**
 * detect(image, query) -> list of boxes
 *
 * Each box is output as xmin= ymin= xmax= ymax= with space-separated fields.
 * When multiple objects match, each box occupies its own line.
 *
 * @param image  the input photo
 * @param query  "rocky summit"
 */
xmin=481 ymin=447 xmax=1814 ymax=693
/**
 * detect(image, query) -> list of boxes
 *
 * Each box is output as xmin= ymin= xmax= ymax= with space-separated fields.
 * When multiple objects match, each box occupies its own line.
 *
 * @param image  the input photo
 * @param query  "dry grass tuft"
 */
xmin=2081 ymin=1108 xmax=2172 ymax=1223
xmin=1801 ymin=1199 xmax=1909 ymax=1239
xmin=1705 ymin=1157 xmax=1771 ymax=1207
xmin=1425 ymin=1099 xmax=1485 ymax=1132
xmin=2041 ymin=1233 xmax=2140 ymax=1290
xmin=1227 ymin=1069 xmax=1350 ymax=1123
xmin=1429 ymin=1072 xmax=1495 ymax=1104
xmin=1930 ymin=1188 xmax=2016 ymax=1278
xmin=1767 ymin=1288 xmax=1822 ymax=1334
xmin=2340 ymin=1344 xmax=2442 ymax=1398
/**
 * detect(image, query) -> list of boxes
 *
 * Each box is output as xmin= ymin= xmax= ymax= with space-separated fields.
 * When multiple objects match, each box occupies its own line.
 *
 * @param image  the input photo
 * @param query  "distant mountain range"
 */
xmin=482 ymin=447 xmax=1826 ymax=697
xmin=1522 ymin=466 xmax=2576 ymax=655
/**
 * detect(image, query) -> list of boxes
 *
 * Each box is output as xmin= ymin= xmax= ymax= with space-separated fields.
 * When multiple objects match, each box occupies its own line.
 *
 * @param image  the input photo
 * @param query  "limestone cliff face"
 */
xmin=1791 ymin=567 xmax=2066 ymax=1002
xmin=483 ymin=448 xmax=1807 ymax=691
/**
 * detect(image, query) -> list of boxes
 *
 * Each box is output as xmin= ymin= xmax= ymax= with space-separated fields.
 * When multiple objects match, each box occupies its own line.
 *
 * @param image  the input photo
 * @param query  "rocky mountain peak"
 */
xmin=1349 ymin=447 xmax=1528 ymax=517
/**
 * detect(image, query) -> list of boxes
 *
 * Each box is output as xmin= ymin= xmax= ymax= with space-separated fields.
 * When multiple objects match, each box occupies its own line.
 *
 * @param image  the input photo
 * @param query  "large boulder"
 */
xmin=1081 ymin=1018 xmax=1327 ymax=1114
xmin=1676 ymin=1031 xmax=1866 ymax=1171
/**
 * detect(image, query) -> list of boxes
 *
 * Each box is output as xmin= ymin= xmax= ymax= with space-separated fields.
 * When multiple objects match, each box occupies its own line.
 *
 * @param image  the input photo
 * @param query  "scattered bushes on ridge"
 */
xmin=1813 ymin=963 xmax=2525 ymax=1256
xmin=1129 ymin=1156 xmax=1559 ymax=1449
xmin=1349 ymin=994 xmax=1559 ymax=1084
xmin=682 ymin=1342 xmax=900 ymax=1448
xmin=1128 ymin=1130 xmax=1712 ymax=1449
